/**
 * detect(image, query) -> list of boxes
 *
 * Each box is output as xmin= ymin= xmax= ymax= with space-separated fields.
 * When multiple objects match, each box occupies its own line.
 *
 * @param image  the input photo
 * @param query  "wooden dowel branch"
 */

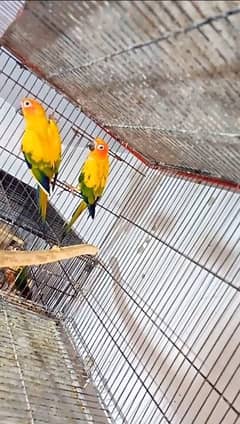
xmin=0 ymin=244 xmax=99 ymax=268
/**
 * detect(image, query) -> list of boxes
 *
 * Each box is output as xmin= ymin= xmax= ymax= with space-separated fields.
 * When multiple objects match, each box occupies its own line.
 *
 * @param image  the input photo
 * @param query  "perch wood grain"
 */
xmin=0 ymin=244 xmax=99 ymax=268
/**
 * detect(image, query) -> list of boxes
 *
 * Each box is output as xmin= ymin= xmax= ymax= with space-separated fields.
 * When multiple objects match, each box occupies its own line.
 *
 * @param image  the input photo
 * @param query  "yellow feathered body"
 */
xmin=64 ymin=138 xmax=110 ymax=234
xmin=20 ymin=98 xmax=62 ymax=221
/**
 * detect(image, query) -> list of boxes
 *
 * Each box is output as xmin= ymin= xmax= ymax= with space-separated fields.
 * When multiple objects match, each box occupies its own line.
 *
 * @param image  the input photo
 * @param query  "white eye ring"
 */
xmin=97 ymin=145 xmax=104 ymax=150
xmin=23 ymin=100 xmax=31 ymax=108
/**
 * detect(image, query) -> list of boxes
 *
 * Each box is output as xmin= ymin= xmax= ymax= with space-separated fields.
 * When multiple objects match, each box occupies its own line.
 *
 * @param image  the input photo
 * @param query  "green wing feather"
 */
xmin=23 ymin=152 xmax=53 ymax=220
xmin=23 ymin=151 xmax=51 ymax=195
xmin=79 ymin=171 xmax=104 ymax=205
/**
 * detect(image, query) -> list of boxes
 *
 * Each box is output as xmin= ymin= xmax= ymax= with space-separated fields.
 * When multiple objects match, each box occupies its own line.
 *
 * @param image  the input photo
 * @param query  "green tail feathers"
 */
xmin=64 ymin=201 xmax=88 ymax=234
xmin=38 ymin=187 xmax=48 ymax=221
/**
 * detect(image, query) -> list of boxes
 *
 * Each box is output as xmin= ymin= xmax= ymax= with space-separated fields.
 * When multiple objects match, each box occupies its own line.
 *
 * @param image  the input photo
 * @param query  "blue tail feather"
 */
xmin=88 ymin=203 xmax=96 ymax=219
xmin=31 ymin=168 xmax=50 ymax=196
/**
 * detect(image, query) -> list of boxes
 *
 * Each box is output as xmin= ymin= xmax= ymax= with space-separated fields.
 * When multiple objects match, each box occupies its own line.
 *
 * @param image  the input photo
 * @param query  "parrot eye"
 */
xmin=97 ymin=145 xmax=104 ymax=150
xmin=23 ymin=100 xmax=32 ymax=108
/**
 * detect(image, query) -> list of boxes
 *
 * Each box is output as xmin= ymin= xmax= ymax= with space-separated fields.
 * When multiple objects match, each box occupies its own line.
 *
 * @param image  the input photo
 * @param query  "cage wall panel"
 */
xmin=0 ymin=41 xmax=239 ymax=424
xmin=1 ymin=1 xmax=240 ymax=182
xmin=0 ymin=298 xmax=111 ymax=424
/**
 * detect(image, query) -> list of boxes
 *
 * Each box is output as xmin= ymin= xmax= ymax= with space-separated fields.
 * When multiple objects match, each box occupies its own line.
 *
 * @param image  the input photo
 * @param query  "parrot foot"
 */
xmin=64 ymin=182 xmax=77 ymax=193
xmin=49 ymin=109 xmax=56 ymax=120
xmin=51 ymin=245 xmax=61 ymax=250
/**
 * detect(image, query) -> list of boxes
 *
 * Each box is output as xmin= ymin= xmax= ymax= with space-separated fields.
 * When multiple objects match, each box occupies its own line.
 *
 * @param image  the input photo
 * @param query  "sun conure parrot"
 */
xmin=64 ymin=138 xmax=110 ymax=235
xmin=19 ymin=98 xmax=62 ymax=221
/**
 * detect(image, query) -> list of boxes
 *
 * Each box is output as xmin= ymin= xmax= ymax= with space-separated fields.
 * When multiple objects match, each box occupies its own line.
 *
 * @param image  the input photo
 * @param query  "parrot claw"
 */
xmin=51 ymin=245 xmax=60 ymax=250
xmin=49 ymin=109 xmax=56 ymax=120
xmin=64 ymin=182 xmax=76 ymax=193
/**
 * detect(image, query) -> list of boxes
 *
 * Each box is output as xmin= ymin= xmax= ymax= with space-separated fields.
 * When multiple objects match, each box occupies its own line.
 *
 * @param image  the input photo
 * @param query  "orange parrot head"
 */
xmin=19 ymin=98 xmax=46 ymax=120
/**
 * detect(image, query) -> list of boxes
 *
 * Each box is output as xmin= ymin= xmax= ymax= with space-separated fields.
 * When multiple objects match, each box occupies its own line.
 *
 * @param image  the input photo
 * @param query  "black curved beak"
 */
xmin=87 ymin=141 xmax=95 ymax=151
xmin=17 ymin=107 xmax=23 ymax=116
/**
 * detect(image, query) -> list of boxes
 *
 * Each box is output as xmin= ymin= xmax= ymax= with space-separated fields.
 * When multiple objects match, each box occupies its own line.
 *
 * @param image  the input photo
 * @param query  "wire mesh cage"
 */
xmin=0 ymin=1 xmax=240 ymax=424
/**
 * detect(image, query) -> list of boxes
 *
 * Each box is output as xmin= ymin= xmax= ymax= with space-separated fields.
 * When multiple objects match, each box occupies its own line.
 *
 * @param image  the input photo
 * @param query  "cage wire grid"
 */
xmin=0 ymin=46 xmax=239 ymax=424
xmin=2 ymin=1 xmax=240 ymax=184
xmin=0 ymin=6 xmax=239 ymax=424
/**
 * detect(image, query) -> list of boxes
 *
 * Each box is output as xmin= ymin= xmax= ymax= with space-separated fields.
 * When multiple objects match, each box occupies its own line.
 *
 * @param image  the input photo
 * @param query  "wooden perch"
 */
xmin=0 ymin=244 xmax=99 ymax=268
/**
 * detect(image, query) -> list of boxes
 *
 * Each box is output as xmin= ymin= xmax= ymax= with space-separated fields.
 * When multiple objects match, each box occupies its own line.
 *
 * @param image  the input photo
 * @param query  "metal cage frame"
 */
xmin=0 ymin=4 xmax=239 ymax=423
